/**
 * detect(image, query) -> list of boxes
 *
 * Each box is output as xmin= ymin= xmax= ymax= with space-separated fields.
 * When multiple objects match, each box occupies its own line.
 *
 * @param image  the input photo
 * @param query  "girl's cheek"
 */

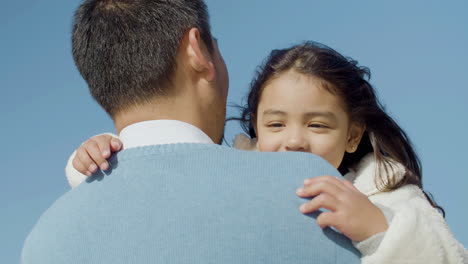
xmin=257 ymin=136 xmax=281 ymax=152
xmin=308 ymin=136 xmax=345 ymax=168
xmin=257 ymin=141 xmax=277 ymax=152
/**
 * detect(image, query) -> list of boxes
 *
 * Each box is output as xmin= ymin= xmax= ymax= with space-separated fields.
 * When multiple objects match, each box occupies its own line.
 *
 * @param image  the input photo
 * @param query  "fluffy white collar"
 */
xmin=343 ymin=154 xmax=406 ymax=197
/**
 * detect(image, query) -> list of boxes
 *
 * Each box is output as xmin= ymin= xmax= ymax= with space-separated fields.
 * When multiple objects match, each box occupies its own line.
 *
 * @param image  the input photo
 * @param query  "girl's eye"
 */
xmin=267 ymin=123 xmax=284 ymax=128
xmin=308 ymin=123 xmax=328 ymax=128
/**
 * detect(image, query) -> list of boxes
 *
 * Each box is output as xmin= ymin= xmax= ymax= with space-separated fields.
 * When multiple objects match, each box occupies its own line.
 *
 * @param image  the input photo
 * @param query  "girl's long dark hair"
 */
xmin=235 ymin=41 xmax=444 ymax=215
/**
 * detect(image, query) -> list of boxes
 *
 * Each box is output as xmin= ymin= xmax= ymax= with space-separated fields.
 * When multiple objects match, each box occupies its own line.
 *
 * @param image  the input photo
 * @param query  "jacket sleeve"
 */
xmin=361 ymin=185 xmax=468 ymax=264
xmin=64 ymin=133 xmax=119 ymax=188
xmin=232 ymin=133 xmax=258 ymax=151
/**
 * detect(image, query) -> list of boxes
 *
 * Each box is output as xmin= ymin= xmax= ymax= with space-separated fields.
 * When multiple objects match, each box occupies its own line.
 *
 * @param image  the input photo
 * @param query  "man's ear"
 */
xmin=346 ymin=122 xmax=366 ymax=153
xmin=185 ymin=28 xmax=215 ymax=81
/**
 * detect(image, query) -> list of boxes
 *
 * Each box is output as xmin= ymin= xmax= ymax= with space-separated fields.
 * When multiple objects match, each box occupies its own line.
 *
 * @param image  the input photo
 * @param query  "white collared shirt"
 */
xmin=119 ymin=120 xmax=214 ymax=149
xmin=66 ymin=120 xmax=213 ymax=188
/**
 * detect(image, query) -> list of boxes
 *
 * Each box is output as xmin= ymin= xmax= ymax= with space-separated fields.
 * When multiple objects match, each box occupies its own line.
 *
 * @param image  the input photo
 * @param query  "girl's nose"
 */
xmin=284 ymin=133 xmax=308 ymax=152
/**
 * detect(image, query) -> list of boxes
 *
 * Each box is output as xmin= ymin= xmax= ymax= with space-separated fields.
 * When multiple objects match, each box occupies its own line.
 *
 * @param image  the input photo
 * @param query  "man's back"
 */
xmin=21 ymin=144 xmax=360 ymax=263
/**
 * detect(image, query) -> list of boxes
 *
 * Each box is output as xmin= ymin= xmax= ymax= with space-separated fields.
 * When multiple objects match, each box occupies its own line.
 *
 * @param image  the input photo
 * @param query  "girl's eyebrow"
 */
xmin=263 ymin=109 xmax=336 ymax=121
xmin=304 ymin=111 xmax=337 ymax=121
xmin=262 ymin=109 xmax=287 ymax=116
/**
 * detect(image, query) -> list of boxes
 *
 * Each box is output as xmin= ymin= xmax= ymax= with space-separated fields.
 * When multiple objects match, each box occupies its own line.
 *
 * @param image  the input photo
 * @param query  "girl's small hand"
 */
xmin=72 ymin=134 xmax=122 ymax=176
xmin=296 ymin=176 xmax=388 ymax=242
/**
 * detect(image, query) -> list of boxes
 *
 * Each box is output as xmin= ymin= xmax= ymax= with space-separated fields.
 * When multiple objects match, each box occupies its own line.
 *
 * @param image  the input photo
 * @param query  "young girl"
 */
xmin=66 ymin=41 xmax=468 ymax=263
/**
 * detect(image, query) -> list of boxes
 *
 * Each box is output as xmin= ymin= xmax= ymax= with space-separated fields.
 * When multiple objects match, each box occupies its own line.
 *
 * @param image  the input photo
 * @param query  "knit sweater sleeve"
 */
xmin=361 ymin=185 xmax=468 ymax=264
xmin=65 ymin=133 xmax=119 ymax=188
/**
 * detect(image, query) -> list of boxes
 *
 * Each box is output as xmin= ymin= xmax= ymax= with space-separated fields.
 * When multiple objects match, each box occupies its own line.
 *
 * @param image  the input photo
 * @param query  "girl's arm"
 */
xmin=65 ymin=133 xmax=122 ymax=188
xmin=233 ymin=133 xmax=257 ymax=151
xmin=360 ymin=186 xmax=468 ymax=263
xmin=66 ymin=132 xmax=254 ymax=188
xmin=297 ymin=179 xmax=468 ymax=263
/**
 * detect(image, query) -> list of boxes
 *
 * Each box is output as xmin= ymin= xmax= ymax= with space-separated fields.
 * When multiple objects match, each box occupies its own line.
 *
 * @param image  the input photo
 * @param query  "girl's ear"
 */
xmin=346 ymin=122 xmax=366 ymax=153
xmin=185 ymin=28 xmax=215 ymax=81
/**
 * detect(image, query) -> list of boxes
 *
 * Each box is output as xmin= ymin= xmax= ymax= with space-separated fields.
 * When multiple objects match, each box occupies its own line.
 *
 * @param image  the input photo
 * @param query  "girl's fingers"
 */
xmin=304 ymin=175 xmax=336 ymax=186
xmin=303 ymin=175 xmax=348 ymax=191
xmin=74 ymin=148 xmax=96 ymax=176
xmin=316 ymin=211 xmax=339 ymax=230
xmin=110 ymin=138 xmax=123 ymax=152
xmin=299 ymin=193 xmax=339 ymax=213
xmin=72 ymin=155 xmax=91 ymax=176
xmin=83 ymin=140 xmax=109 ymax=171
xmin=94 ymin=135 xmax=113 ymax=159
xmin=296 ymin=178 xmax=345 ymax=198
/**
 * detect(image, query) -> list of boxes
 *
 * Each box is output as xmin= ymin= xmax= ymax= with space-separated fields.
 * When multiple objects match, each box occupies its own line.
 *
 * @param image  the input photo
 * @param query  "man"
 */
xmin=21 ymin=0 xmax=360 ymax=263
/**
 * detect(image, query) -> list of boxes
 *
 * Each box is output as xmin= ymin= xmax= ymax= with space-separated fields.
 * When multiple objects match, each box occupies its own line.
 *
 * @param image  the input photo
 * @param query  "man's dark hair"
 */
xmin=72 ymin=0 xmax=213 ymax=117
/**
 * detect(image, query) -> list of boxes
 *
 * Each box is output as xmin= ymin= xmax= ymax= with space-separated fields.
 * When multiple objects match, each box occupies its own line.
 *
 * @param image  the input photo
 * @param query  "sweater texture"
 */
xmin=22 ymin=143 xmax=361 ymax=263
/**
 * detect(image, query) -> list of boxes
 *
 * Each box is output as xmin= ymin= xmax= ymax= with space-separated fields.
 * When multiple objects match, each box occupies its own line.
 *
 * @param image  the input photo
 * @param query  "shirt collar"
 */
xmin=119 ymin=120 xmax=214 ymax=149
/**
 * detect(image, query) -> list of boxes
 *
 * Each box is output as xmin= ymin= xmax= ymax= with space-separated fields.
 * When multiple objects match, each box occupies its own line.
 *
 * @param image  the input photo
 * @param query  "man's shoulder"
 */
xmin=105 ymin=143 xmax=341 ymax=199
xmin=115 ymin=143 xmax=340 ymax=179
xmin=21 ymin=144 xmax=359 ymax=263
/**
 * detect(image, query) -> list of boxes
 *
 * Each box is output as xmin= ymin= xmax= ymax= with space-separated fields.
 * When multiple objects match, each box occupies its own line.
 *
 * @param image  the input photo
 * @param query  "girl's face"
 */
xmin=254 ymin=70 xmax=364 ymax=168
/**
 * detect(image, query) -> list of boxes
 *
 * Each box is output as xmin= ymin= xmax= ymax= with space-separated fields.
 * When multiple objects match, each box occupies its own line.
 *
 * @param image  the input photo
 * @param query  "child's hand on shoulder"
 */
xmin=73 ymin=134 xmax=123 ymax=176
xmin=296 ymin=176 xmax=388 ymax=242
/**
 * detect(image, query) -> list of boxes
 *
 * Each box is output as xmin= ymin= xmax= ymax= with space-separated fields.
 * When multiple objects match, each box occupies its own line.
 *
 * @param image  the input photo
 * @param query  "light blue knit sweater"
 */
xmin=21 ymin=143 xmax=360 ymax=263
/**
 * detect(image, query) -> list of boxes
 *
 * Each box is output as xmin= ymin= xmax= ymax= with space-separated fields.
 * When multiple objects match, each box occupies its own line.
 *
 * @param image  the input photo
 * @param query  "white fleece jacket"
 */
xmin=233 ymin=134 xmax=468 ymax=263
xmin=66 ymin=133 xmax=468 ymax=263
xmin=347 ymin=153 xmax=467 ymax=263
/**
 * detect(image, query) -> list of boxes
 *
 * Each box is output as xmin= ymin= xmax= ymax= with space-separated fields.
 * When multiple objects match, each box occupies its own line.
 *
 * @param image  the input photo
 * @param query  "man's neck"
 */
xmin=113 ymin=98 xmax=220 ymax=144
xmin=119 ymin=120 xmax=214 ymax=149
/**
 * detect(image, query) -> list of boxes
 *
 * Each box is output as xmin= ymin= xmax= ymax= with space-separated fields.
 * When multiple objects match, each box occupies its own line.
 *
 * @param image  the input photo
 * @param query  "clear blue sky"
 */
xmin=1 ymin=0 xmax=467 ymax=262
